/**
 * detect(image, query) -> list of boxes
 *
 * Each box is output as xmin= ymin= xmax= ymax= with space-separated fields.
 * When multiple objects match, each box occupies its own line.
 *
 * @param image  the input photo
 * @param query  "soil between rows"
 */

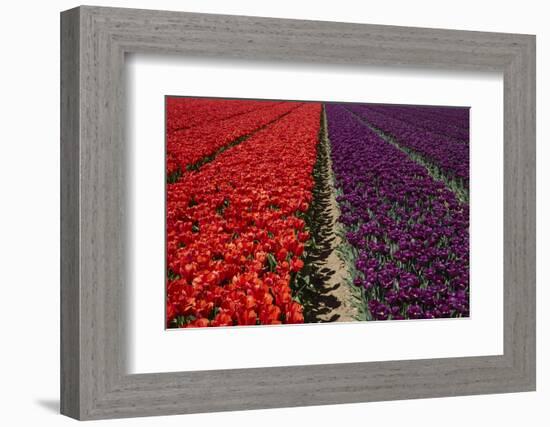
xmin=298 ymin=107 xmax=358 ymax=323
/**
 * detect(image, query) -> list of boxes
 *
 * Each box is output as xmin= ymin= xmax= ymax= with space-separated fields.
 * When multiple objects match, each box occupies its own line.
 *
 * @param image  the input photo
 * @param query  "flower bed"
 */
xmin=166 ymin=102 xmax=301 ymax=177
xmin=166 ymin=103 xmax=322 ymax=327
xmin=347 ymin=104 xmax=469 ymax=185
xmin=366 ymin=105 xmax=469 ymax=143
xmin=166 ymin=97 xmax=278 ymax=132
xmin=326 ymin=104 xmax=469 ymax=320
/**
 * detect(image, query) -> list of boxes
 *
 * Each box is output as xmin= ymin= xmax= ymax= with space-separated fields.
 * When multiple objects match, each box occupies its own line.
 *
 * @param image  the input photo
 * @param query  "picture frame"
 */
xmin=60 ymin=5 xmax=536 ymax=420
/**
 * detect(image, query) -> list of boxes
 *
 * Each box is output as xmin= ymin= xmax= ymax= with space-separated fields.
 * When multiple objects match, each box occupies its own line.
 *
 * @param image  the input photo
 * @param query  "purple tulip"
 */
xmin=326 ymin=103 xmax=470 ymax=320
xmin=407 ymin=304 xmax=424 ymax=319
xmin=346 ymin=104 xmax=470 ymax=185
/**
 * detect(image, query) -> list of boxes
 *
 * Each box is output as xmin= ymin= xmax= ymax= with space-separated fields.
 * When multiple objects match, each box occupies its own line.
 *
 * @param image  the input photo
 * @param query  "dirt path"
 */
xmin=301 ymin=107 xmax=358 ymax=323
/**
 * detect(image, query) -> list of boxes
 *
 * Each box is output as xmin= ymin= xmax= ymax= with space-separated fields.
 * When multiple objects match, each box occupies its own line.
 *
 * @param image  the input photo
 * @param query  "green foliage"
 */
xmin=167 ymin=169 xmax=182 ymax=184
xmin=166 ymin=269 xmax=180 ymax=280
xmin=266 ymin=253 xmax=278 ymax=272
xmin=170 ymin=314 xmax=196 ymax=328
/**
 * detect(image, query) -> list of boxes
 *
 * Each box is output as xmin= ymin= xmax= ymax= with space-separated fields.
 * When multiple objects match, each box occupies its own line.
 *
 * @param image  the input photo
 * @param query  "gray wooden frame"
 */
xmin=60 ymin=5 xmax=536 ymax=420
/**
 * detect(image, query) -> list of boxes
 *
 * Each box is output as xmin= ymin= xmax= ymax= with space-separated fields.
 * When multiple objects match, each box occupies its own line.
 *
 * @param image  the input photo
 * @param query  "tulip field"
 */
xmin=165 ymin=97 xmax=470 ymax=328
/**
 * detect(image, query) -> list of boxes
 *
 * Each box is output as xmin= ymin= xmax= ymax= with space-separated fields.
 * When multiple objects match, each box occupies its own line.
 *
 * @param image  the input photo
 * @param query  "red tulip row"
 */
xmin=166 ymin=102 xmax=301 ymax=176
xmin=166 ymin=97 xmax=279 ymax=133
xmin=166 ymin=102 xmax=322 ymax=328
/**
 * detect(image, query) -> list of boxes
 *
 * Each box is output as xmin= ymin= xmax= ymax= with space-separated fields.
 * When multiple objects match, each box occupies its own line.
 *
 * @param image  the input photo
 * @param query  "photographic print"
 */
xmin=165 ymin=97 xmax=470 ymax=328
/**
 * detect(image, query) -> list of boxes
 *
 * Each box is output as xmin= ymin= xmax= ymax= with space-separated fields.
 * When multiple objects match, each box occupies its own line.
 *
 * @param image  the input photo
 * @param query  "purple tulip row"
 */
xmin=412 ymin=105 xmax=470 ymax=130
xmin=326 ymin=104 xmax=469 ymax=320
xmin=365 ymin=104 xmax=469 ymax=144
xmin=346 ymin=104 xmax=469 ymax=185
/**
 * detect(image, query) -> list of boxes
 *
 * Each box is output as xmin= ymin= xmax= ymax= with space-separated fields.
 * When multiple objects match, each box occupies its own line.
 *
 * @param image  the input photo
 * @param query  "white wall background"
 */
xmin=0 ymin=0 xmax=546 ymax=425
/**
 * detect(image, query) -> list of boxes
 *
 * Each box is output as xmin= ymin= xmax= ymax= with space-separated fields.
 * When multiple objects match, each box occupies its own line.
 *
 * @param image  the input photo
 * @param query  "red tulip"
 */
xmin=165 ymin=102 xmax=321 ymax=327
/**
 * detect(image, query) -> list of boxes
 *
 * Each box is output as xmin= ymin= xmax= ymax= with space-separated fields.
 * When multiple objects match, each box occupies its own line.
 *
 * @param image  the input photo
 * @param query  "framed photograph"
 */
xmin=60 ymin=5 xmax=536 ymax=420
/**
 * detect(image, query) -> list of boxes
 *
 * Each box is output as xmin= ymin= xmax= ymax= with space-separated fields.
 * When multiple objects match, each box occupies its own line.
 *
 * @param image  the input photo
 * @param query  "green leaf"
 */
xmin=266 ymin=253 xmax=278 ymax=272
xmin=209 ymin=306 xmax=220 ymax=321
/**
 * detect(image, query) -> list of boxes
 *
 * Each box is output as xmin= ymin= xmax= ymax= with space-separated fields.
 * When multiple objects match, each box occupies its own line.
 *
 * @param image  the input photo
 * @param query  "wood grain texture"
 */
xmin=60 ymin=7 xmax=80 ymax=419
xmin=60 ymin=5 xmax=536 ymax=420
